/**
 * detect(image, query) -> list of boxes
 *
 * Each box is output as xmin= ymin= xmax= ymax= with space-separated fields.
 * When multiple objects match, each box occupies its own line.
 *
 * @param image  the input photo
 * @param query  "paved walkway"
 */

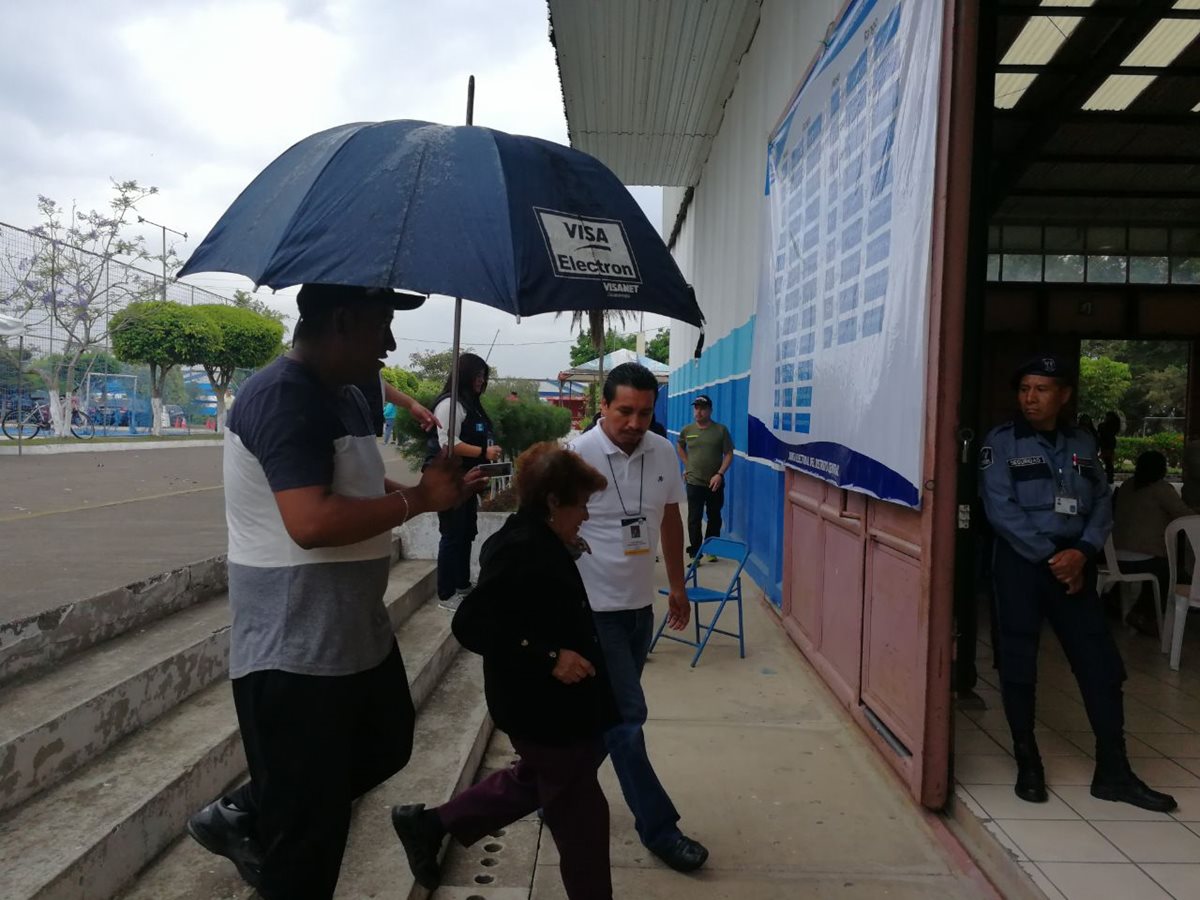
xmin=0 ymin=443 xmax=417 ymax=622
xmin=434 ymin=558 xmax=996 ymax=899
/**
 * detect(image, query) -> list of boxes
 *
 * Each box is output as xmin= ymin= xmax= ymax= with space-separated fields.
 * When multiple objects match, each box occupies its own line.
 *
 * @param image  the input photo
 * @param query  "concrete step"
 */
xmin=0 ymin=559 xmax=435 ymax=818
xmin=0 ymin=532 xmax=406 ymax=690
xmin=0 ymin=571 xmax=448 ymax=900
xmin=334 ymin=651 xmax=492 ymax=900
xmin=0 ymin=555 xmax=227 ymax=689
xmin=115 ymin=651 xmax=491 ymax=900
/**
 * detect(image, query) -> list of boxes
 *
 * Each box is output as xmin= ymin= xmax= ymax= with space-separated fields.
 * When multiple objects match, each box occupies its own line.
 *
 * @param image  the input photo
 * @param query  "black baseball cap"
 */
xmin=1011 ymin=353 xmax=1074 ymax=388
xmin=693 ymin=394 xmax=712 ymax=407
xmin=296 ymin=283 xmax=427 ymax=314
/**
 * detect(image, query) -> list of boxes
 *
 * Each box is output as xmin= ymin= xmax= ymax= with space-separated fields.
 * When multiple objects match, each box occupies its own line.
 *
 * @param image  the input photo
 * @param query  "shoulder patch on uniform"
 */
xmin=979 ymin=446 xmax=993 ymax=469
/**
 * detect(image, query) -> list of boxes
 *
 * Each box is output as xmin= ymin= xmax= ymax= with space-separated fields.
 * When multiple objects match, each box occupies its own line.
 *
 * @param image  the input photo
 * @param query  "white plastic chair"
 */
xmin=1164 ymin=515 xmax=1200 ymax=671
xmin=1097 ymin=535 xmax=1162 ymax=635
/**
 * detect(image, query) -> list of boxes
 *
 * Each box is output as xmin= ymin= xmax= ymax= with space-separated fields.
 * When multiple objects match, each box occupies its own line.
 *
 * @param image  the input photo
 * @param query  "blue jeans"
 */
xmin=382 ymin=419 xmax=395 ymax=444
xmin=593 ymin=606 xmax=681 ymax=850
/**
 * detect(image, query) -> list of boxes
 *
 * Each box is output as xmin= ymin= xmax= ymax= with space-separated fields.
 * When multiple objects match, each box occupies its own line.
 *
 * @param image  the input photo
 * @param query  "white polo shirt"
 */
xmin=568 ymin=423 xmax=685 ymax=612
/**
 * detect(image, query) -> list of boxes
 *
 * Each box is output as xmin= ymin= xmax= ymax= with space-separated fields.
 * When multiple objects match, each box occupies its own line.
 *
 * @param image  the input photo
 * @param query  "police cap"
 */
xmin=1011 ymin=353 xmax=1074 ymax=389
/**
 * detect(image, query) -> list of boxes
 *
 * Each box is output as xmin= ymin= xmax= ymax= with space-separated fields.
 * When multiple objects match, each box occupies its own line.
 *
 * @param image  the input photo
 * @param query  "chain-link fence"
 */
xmin=0 ymin=220 xmax=237 ymax=441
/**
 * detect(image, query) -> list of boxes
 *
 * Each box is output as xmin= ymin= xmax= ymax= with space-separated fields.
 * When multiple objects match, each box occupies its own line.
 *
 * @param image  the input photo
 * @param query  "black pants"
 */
xmin=992 ymin=539 xmax=1126 ymax=745
xmin=228 ymin=643 xmax=416 ymax=900
xmin=685 ymin=482 xmax=725 ymax=557
xmin=437 ymin=495 xmax=478 ymax=600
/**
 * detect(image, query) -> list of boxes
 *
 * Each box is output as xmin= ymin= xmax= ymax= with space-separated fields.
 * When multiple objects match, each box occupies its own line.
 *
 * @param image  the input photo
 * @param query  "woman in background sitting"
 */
xmin=1112 ymin=451 xmax=1195 ymax=635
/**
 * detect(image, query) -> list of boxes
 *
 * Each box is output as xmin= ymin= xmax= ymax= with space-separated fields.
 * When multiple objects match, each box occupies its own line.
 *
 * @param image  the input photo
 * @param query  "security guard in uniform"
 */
xmin=979 ymin=355 xmax=1176 ymax=812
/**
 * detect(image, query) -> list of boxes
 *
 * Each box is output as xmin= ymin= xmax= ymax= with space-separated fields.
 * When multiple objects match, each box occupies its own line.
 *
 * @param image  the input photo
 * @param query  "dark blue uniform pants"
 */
xmin=992 ymin=539 xmax=1126 ymax=744
xmin=437 ymin=495 xmax=478 ymax=600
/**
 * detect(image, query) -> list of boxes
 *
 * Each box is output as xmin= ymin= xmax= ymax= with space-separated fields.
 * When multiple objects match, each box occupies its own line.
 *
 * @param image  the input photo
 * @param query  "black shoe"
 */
xmin=391 ymin=803 xmax=444 ymax=890
xmin=1092 ymin=766 xmax=1178 ymax=812
xmin=650 ymin=834 xmax=709 ymax=872
xmin=187 ymin=797 xmax=263 ymax=889
xmin=1013 ymin=735 xmax=1048 ymax=804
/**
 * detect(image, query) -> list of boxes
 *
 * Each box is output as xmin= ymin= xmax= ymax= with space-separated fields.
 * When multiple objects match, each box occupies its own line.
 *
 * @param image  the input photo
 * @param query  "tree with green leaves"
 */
xmin=407 ymin=347 xmax=483 ymax=383
xmin=381 ymin=366 xmax=421 ymax=395
xmin=231 ymin=289 xmax=289 ymax=325
xmin=1077 ymin=356 xmax=1133 ymax=424
xmin=194 ymin=304 xmax=285 ymax=432
xmin=111 ymin=301 xmax=222 ymax=435
xmin=0 ymin=180 xmax=162 ymax=433
xmin=645 ymin=328 xmax=670 ymax=364
xmin=567 ymin=326 xmax=635 ymax=367
xmin=1080 ymin=340 xmax=1188 ymax=433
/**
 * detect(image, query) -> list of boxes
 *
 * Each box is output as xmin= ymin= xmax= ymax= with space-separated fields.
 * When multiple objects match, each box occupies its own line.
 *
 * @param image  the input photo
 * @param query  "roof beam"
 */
xmin=989 ymin=0 xmax=1183 ymax=211
xmin=1014 ymin=152 xmax=1200 ymax=165
xmin=994 ymin=110 xmax=1200 ymax=125
xmin=1006 ymin=188 xmax=1200 ymax=200
xmin=997 ymin=64 xmax=1200 ymax=76
xmin=997 ymin=5 xmax=1200 ymax=19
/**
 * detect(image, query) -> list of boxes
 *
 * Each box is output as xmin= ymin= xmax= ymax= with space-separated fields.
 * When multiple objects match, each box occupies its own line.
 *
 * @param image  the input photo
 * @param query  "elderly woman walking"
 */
xmin=391 ymin=442 xmax=617 ymax=900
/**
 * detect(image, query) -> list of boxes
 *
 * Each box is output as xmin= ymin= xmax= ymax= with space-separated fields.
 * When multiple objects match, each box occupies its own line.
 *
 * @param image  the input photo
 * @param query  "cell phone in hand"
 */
xmin=476 ymin=462 xmax=512 ymax=477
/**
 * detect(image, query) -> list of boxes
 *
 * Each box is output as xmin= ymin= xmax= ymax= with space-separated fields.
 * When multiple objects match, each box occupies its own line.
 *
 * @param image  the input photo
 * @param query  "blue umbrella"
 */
xmin=178 ymin=118 xmax=704 ymax=328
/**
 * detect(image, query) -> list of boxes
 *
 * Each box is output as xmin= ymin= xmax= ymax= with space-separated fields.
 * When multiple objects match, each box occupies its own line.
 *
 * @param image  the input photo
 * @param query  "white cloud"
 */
xmin=0 ymin=0 xmax=666 ymax=378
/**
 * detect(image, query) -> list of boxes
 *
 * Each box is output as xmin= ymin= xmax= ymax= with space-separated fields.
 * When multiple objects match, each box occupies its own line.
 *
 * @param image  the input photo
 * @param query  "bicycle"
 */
xmin=2 ymin=400 xmax=95 ymax=440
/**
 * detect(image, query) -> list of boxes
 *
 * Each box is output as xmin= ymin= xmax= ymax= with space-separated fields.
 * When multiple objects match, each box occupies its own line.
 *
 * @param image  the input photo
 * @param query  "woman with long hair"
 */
xmin=425 ymin=352 xmax=500 ymax=610
xmin=392 ymin=443 xmax=617 ymax=900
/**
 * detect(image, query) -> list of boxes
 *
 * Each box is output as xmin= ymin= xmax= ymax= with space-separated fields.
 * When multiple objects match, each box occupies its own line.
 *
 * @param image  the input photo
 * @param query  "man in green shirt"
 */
xmin=676 ymin=395 xmax=734 ymax=563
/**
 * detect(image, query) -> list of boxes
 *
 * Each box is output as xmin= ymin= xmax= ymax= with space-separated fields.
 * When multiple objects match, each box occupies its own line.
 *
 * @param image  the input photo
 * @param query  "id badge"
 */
xmin=1054 ymin=495 xmax=1078 ymax=516
xmin=620 ymin=516 xmax=650 ymax=556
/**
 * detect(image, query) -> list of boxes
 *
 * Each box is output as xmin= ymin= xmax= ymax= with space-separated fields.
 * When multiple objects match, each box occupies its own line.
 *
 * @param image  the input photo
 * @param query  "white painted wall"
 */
xmin=668 ymin=0 xmax=846 ymax=365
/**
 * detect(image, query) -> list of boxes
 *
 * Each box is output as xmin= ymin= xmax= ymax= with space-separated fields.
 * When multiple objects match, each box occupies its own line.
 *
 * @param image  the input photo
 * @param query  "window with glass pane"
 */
xmin=1045 ymin=226 xmax=1084 ymax=253
xmin=987 ymin=254 xmax=1000 ymax=281
xmin=1002 ymin=254 xmax=1043 ymax=281
xmin=1172 ymin=258 xmax=1200 ymax=284
xmin=1087 ymin=255 xmax=1127 ymax=283
xmin=1002 ymin=225 xmax=1042 ymax=252
xmin=1045 ymin=254 xmax=1084 ymax=282
xmin=1130 ymin=227 xmax=1168 ymax=255
xmin=1087 ymin=227 xmax=1126 ymax=254
xmin=1130 ymin=257 xmax=1168 ymax=284
xmin=988 ymin=225 xmax=1001 ymax=252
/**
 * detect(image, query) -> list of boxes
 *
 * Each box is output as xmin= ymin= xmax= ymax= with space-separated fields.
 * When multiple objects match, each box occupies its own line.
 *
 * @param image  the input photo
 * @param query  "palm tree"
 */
xmin=561 ymin=308 xmax=628 ymax=413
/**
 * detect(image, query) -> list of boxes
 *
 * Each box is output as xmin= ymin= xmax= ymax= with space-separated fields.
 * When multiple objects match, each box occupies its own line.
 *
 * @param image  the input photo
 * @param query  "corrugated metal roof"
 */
xmin=995 ymin=0 xmax=1095 ymax=108
xmin=548 ymin=0 xmax=761 ymax=186
xmin=1083 ymin=3 xmax=1200 ymax=110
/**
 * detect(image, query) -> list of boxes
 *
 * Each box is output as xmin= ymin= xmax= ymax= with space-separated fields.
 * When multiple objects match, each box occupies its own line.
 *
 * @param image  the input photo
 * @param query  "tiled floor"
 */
xmin=956 ymin=607 xmax=1200 ymax=898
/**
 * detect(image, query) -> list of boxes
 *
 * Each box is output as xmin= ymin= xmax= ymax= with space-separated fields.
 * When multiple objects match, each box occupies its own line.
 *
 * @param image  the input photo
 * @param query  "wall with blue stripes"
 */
xmin=668 ymin=316 xmax=785 ymax=606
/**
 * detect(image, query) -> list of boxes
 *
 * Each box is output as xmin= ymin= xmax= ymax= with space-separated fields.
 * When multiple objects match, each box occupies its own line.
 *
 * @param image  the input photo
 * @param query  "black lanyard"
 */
xmin=607 ymin=455 xmax=645 ymax=517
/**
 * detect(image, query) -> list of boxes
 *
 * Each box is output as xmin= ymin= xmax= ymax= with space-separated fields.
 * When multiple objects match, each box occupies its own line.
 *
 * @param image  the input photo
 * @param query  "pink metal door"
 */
xmin=780 ymin=0 xmax=978 ymax=809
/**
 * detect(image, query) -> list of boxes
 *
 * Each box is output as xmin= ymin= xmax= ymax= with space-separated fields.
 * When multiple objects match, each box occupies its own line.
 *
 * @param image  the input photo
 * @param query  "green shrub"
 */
xmin=1114 ymin=432 xmax=1184 ymax=471
xmin=393 ymin=385 xmax=571 ymax=464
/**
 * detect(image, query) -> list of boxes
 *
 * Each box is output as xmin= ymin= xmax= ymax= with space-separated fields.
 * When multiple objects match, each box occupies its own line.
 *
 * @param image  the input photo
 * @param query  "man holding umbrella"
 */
xmin=186 ymin=284 xmax=485 ymax=899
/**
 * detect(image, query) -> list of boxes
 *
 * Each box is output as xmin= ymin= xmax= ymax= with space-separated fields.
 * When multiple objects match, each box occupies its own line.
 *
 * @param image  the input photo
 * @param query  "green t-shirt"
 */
xmin=678 ymin=422 xmax=733 ymax=486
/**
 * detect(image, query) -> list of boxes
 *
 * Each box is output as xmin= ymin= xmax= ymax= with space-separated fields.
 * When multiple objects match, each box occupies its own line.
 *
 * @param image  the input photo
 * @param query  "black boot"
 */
xmin=391 ymin=803 xmax=446 ymax=890
xmin=1013 ymin=733 xmax=1048 ymax=803
xmin=1092 ymin=739 xmax=1178 ymax=813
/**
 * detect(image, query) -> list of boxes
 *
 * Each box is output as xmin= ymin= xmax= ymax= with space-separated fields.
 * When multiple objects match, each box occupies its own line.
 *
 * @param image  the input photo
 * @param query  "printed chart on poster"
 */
xmin=748 ymin=0 xmax=943 ymax=508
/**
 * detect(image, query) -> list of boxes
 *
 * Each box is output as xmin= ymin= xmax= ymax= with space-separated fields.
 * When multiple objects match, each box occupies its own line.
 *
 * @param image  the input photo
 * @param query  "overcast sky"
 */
xmin=0 ymin=0 xmax=667 ymax=378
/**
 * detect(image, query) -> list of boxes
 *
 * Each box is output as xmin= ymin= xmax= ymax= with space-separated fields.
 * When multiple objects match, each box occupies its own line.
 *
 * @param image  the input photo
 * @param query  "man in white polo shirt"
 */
xmin=568 ymin=362 xmax=709 ymax=873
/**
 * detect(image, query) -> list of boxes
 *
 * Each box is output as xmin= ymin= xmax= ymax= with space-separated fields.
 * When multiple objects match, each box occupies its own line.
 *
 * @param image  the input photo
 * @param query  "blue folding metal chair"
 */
xmin=651 ymin=537 xmax=748 ymax=667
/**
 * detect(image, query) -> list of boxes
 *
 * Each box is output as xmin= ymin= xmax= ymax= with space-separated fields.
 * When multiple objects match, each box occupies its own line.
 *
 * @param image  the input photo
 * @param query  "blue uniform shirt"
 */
xmin=979 ymin=418 xmax=1112 ymax=564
